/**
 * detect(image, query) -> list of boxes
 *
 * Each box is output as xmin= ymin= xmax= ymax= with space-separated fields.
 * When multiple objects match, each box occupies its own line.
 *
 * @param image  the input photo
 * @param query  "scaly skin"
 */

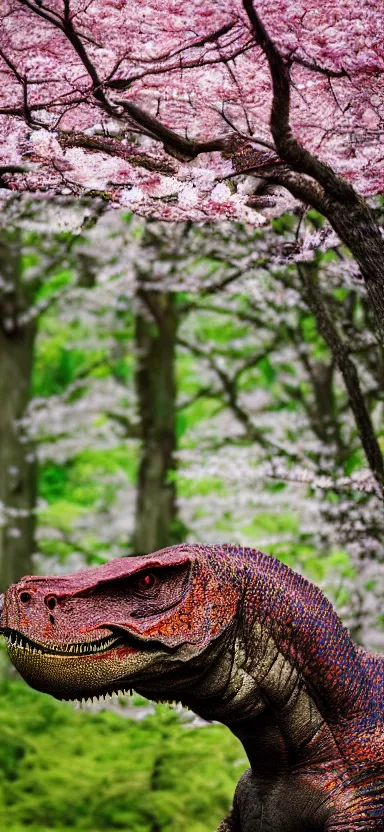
xmin=1 ymin=544 xmax=383 ymax=831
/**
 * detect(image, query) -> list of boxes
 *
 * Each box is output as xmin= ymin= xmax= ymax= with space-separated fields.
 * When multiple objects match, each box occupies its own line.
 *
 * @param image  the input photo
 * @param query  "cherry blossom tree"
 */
xmin=1 ymin=1 xmax=383 ymax=332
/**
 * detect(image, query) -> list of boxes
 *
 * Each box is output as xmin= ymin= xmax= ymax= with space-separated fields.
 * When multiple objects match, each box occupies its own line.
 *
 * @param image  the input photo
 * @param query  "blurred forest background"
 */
xmin=0 ymin=196 xmax=383 ymax=831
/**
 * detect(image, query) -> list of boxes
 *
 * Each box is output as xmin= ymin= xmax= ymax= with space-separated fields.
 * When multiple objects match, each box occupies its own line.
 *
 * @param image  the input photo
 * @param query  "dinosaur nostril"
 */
xmin=19 ymin=592 xmax=31 ymax=603
xmin=45 ymin=595 xmax=57 ymax=610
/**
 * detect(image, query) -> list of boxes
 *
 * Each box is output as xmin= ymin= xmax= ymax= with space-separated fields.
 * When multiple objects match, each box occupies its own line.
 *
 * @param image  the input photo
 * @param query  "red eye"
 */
xmin=132 ymin=572 xmax=158 ymax=595
xmin=136 ymin=572 xmax=156 ymax=592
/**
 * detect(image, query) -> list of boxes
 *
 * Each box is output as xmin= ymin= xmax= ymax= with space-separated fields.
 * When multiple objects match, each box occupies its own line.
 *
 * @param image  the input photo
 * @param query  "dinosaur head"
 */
xmin=0 ymin=545 xmax=238 ymax=702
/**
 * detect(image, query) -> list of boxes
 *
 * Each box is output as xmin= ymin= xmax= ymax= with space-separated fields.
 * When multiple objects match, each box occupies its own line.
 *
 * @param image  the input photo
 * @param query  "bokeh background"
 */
xmin=0 ymin=198 xmax=383 ymax=831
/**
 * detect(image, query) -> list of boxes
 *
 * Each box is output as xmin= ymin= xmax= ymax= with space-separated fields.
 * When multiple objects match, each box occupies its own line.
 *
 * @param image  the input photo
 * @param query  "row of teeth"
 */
xmin=7 ymin=634 xmax=118 ymax=655
xmin=70 ymin=693 xmax=183 ymax=707
xmin=71 ymin=689 xmax=135 ymax=706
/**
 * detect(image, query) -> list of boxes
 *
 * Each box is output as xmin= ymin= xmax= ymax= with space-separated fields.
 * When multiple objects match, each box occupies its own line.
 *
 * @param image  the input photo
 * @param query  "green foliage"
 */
xmin=33 ymin=320 xmax=90 ymax=396
xmin=0 ymin=681 xmax=245 ymax=832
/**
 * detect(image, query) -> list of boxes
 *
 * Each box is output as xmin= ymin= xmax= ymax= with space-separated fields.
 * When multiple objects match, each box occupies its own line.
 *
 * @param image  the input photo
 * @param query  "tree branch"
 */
xmin=105 ymin=412 xmax=142 ymax=439
xmin=242 ymin=0 xmax=384 ymax=342
xmin=59 ymin=132 xmax=176 ymax=174
xmin=242 ymin=0 xmax=355 ymax=201
xmin=176 ymin=335 xmax=300 ymax=460
xmin=114 ymin=99 xmax=229 ymax=161
xmin=298 ymin=262 xmax=384 ymax=492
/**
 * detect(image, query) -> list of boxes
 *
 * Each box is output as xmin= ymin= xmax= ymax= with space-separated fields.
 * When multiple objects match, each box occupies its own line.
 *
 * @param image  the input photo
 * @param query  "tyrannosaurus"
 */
xmin=1 ymin=544 xmax=383 ymax=831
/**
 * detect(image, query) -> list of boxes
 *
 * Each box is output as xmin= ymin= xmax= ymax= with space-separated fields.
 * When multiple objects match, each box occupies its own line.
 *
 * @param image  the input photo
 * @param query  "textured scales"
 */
xmin=1 ymin=544 xmax=383 ymax=831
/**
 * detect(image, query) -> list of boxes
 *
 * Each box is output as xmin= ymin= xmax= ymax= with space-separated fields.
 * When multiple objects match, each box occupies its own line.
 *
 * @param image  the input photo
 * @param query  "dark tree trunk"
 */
xmin=0 ymin=232 xmax=37 ymax=592
xmin=323 ymin=196 xmax=384 ymax=341
xmin=298 ymin=261 xmax=384 ymax=493
xmin=133 ymin=290 xmax=183 ymax=555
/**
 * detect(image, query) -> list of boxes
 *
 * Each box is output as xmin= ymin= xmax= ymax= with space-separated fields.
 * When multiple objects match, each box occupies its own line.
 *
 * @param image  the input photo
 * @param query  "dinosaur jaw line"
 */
xmin=5 ymin=628 xmax=125 ymax=657
xmin=2 ymin=626 xmax=173 ymax=702
xmin=2 ymin=623 xmax=219 ymax=704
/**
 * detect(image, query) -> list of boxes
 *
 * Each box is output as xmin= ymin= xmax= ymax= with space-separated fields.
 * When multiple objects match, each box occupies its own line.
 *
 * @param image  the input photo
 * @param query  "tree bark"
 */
xmin=133 ymin=290 xmax=183 ymax=555
xmin=0 ymin=232 xmax=37 ymax=592
xmin=298 ymin=261 xmax=384 ymax=494
xmin=323 ymin=196 xmax=384 ymax=339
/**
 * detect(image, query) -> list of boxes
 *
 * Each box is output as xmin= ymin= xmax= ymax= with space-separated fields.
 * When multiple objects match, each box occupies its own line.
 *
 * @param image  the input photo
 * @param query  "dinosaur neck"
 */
xmin=238 ymin=547 xmax=366 ymax=717
xmin=183 ymin=547 xmax=369 ymax=772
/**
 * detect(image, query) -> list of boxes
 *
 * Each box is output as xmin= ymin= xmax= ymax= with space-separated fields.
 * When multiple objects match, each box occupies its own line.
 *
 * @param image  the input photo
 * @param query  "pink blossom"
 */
xmin=0 ymin=0 xmax=383 ymax=220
